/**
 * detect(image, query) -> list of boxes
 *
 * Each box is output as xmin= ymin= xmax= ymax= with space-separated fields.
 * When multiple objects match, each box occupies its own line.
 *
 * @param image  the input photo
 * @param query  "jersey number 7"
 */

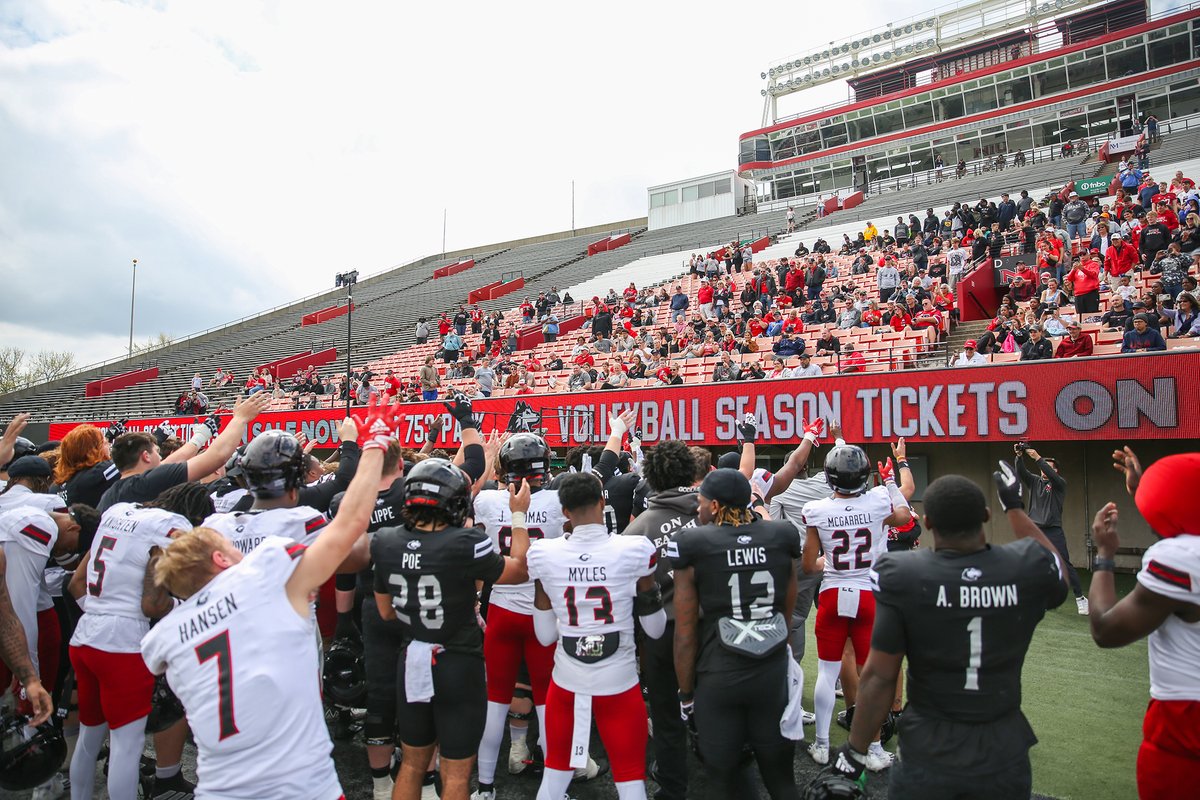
xmin=196 ymin=631 xmax=239 ymax=740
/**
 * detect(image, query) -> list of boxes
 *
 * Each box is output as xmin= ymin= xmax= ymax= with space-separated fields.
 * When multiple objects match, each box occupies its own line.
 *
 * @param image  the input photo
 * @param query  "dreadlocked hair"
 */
xmin=401 ymin=505 xmax=457 ymax=530
xmin=144 ymin=482 xmax=216 ymax=526
xmin=714 ymin=505 xmax=755 ymax=527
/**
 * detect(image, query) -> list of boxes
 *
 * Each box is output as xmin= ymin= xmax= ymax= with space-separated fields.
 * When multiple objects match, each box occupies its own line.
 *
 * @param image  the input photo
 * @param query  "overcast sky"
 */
xmin=1 ymin=0 xmax=1175 ymax=368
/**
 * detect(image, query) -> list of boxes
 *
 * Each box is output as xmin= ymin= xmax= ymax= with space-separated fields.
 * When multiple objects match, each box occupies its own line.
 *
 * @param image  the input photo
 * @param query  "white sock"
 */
xmin=815 ymin=658 xmax=842 ymax=745
xmin=536 ymin=767 xmax=574 ymax=800
xmin=535 ymin=704 xmax=547 ymax=752
xmin=155 ymin=763 xmax=181 ymax=780
xmin=108 ymin=718 xmax=148 ymax=800
xmin=616 ymin=779 xmax=648 ymax=800
xmin=477 ymin=701 xmax=510 ymax=784
xmin=70 ymin=722 xmax=108 ymax=800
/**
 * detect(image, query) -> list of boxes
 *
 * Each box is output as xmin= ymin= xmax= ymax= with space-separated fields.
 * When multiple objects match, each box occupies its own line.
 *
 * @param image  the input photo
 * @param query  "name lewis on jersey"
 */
xmin=727 ymin=547 xmax=768 ymax=567
xmin=177 ymin=592 xmax=239 ymax=645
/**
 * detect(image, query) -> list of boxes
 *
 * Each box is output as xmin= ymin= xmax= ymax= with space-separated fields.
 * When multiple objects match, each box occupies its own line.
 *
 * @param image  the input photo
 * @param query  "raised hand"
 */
xmin=509 ymin=478 xmax=531 ymax=514
xmin=878 ymin=458 xmax=895 ymax=484
xmin=802 ymin=418 xmax=824 ymax=444
xmin=891 ymin=436 xmax=906 ymax=462
xmin=992 ymin=461 xmax=1024 ymax=512
xmin=1111 ymin=446 xmax=1143 ymax=496
xmin=351 ymin=397 xmax=402 ymax=452
xmin=737 ymin=412 xmax=757 ymax=443
xmin=1092 ymin=502 xmax=1119 ymax=558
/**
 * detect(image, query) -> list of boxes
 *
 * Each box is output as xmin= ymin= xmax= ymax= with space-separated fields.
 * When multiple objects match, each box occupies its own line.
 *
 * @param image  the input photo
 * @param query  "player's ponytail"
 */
xmin=155 ymin=527 xmax=228 ymax=600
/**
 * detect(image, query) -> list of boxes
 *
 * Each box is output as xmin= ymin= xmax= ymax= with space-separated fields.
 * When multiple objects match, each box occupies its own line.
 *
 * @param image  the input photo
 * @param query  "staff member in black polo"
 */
xmin=1015 ymin=444 xmax=1087 ymax=614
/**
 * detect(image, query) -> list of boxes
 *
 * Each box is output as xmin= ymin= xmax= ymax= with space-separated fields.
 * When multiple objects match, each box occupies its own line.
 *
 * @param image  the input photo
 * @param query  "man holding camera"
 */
xmin=1015 ymin=444 xmax=1088 ymax=614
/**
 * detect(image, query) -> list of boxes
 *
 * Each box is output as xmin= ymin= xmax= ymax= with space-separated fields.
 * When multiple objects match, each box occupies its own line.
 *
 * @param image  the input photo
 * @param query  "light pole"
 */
xmin=334 ymin=270 xmax=358 ymax=414
xmin=128 ymin=258 xmax=138 ymax=358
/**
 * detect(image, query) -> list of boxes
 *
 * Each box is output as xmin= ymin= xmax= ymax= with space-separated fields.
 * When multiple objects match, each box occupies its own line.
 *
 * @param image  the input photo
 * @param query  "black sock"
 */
xmin=370 ymin=766 xmax=390 ymax=779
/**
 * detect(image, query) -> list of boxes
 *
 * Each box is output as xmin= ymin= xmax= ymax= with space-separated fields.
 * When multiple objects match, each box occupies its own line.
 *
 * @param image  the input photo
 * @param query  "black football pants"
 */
xmin=642 ymin=622 xmax=688 ymax=800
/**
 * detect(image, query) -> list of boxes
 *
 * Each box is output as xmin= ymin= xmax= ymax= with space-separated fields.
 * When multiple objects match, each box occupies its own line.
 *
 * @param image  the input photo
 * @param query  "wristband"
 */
xmin=835 ymin=437 xmax=847 ymax=447
xmin=677 ymin=690 xmax=694 ymax=703
xmin=896 ymin=459 xmax=911 ymax=470
xmin=511 ymin=512 xmax=527 ymax=529
xmin=1093 ymin=557 xmax=1115 ymax=572
xmin=803 ymin=431 xmax=818 ymax=444
xmin=610 ymin=416 xmax=629 ymax=437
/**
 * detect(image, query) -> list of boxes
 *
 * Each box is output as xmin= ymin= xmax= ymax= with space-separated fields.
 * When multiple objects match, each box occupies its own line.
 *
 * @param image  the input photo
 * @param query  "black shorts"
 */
xmin=889 ymin=752 xmax=1031 ymax=799
xmin=693 ymin=655 xmax=789 ymax=771
xmin=361 ymin=597 xmax=404 ymax=744
xmin=397 ymin=649 xmax=487 ymax=760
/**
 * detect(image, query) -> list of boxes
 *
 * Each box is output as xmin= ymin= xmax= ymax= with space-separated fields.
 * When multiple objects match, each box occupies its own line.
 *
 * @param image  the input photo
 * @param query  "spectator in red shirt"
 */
xmin=574 ymin=350 xmax=595 ymax=369
xmin=1170 ymin=170 xmax=1196 ymax=193
xmin=1068 ymin=254 xmax=1102 ymax=313
xmin=1105 ymin=232 xmax=1138 ymax=277
xmin=840 ymin=342 xmax=866 ymax=373
xmin=523 ymin=354 xmax=543 ymax=372
xmin=697 ymin=279 xmax=715 ymax=320
xmin=1055 ymin=323 xmax=1094 ymax=357
xmin=438 ymin=314 xmax=452 ymax=338
xmin=383 ymin=370 xmax=403 ymax=399
xmin=623 ymin=283 xmax=638 ymax=303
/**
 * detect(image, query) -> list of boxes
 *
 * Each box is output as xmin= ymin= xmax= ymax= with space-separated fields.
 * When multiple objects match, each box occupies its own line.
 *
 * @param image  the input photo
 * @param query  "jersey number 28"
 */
xmin=388 ymin=574 xmax=445 ymax=630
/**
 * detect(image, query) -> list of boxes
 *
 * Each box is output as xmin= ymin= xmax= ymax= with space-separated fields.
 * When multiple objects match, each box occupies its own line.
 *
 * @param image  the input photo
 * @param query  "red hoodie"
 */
xmin=1069 ymin=259 xmax=1100 ymax=294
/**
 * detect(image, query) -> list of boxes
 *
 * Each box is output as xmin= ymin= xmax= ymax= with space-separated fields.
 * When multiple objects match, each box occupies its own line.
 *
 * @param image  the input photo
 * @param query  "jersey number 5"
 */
xmin=87 ymin=536 xmax=118 ymax=597
xmin=830 ymin=528 xmax=873 ymax=570
xmin=196 ymin=631 xmax=239 ymax=740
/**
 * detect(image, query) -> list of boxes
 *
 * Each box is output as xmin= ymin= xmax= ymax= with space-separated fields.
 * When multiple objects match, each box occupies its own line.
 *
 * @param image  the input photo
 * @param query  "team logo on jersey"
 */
xmin=196 ymin=591 xmax=210 ymax=606
xmin=406 ymin=540 xmax=421 ymax=550
xmin=737 ymin=535 xmax=752 ymax=544
xmin=962 ymin=567 xmax=983 ymax=582
xmin=578 ymin=553 xmax=591 ymax=561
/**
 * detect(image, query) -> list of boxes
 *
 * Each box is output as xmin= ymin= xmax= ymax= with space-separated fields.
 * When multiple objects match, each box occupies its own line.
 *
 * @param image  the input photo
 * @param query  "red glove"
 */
xmin=352 ymin=397 xmax=402 ymax=452
xmin=878 ymin=458 xmax=895 ymax=484
xmin=802 ymin=418 xmax=824 ymax=444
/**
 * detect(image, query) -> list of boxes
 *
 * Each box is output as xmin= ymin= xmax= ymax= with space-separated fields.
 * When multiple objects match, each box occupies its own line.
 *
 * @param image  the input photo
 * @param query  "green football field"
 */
xmin=795 ymin=571 xmax=1150 ymax=800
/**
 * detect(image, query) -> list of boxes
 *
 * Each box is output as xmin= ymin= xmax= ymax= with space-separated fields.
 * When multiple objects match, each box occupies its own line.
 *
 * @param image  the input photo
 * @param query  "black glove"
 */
xmin=204 ymin=414 xmax=221 ymax=438
xmin=830 ymin=744 xmax=868 ymax=785
xmin=443 ymin=393 xmax=476 ymax=430
xmin=993 ymin=461 xmax=1025 ymax=512
xmin=152 ymin=421 xmax=173 ymax=446
xmin=334 ymin=611 xmax=361 ymax=643
xmin=105 ymin=419 xmax=128 ymax=443
xmin=736 ymin=413 xmax=757 ymax=443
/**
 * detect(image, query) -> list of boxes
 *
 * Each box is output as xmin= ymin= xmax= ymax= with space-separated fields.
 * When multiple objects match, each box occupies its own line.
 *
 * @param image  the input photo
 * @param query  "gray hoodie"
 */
xmin=622 ymin=486 xmax=699 ymax=620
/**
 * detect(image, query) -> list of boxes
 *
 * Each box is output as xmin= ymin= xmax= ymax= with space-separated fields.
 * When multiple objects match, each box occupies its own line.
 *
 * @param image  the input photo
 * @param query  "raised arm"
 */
xmin=185 ymin=393 xmax=273 ymax=481
xmin=765 ymin=419 xmax=824 ymax=501
xmin=992 ymin=462 xmax=1069 ymax=588
xmin=0 ymin=414 xmax=30 ymax=470
xmin=495 ymin=480 xmax=531 ymax=585
xmin=445 ymin=395 xmax=487 ymax=484
xmin=285 ymin=400 xmax=395 ymax=615
xmin=1025 ymin=447 xmax=1065 ymax=490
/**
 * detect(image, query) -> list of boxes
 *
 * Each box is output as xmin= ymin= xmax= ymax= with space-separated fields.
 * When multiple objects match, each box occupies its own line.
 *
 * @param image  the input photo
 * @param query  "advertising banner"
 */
xmin=47 ymin=354 xmax=1198 ymax=449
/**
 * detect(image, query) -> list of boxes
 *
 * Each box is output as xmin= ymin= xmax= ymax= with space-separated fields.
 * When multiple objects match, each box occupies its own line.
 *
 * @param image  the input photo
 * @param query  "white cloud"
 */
xmin=2 ymin=0 xmax=1005 ymax=365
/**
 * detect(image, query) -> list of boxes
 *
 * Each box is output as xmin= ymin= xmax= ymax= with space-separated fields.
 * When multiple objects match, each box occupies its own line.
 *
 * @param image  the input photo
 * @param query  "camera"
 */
xmin=1014 ymin=440 xmax=1029 ymax=453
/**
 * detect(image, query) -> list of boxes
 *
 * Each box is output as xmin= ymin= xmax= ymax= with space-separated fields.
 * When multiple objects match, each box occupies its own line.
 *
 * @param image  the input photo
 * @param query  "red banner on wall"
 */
xmin=48 ymin=353 xmax=1200 ymax=449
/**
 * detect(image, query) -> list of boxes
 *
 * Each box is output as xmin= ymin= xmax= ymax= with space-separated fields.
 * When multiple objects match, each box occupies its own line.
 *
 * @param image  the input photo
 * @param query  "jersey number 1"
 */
xmin=196 ymin=631 xmax=239 ymax=740
xmin=964 ymin=616 xmax=982 ymax=691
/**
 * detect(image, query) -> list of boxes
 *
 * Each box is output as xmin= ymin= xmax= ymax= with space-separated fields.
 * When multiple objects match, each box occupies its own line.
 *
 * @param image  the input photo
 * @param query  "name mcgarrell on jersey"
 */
xmin=176 ymin=592 xmax=240 ymax=645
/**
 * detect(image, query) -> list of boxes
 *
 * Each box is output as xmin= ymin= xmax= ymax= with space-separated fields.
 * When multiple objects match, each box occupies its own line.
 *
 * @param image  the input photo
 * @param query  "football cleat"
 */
xmin=865 ymin=744 xmax=894 ymax=772
xmin=30 ymin=773 xmax=69 ymax=800
xmin=420 ymin=771 xmax=438 ymax=799
xmin=571 ymin=755 xmax=603 ymax=781
xmin=836 ymin=706 xmax=854 ymax=731
xmin=1076 ymin=596 xmax=1090 ymax=615
xmin=470 ymin=791 xmax=495 ymax=800
xmin=807 ymin=742 xmax=830 ymax=765
xmin=508 ymin=736 xmax=530 ymax=775
xmin=802 ymin=709 xmax=817 ymax=725
xmin=150 ymin=770 xmax=195 ymax=799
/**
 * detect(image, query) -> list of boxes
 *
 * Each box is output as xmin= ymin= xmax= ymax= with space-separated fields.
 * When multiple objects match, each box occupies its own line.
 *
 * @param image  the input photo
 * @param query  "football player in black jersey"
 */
xmin=822 ymin=463 xmax=1067 ymax=798
xmin=671 ymin=468 xmax=802 ymax=800
xmin=372 ymin=460 xmax=532 ymax=800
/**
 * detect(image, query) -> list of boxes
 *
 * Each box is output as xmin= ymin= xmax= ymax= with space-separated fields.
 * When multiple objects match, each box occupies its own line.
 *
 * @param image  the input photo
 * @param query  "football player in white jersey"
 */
xmin=1090 ymin=449 xmax=1200 ymax=799
xmin=802 ymin=442 xmax=912 ymax=769
xmin=66 ymin=482 xmax=213 ymax=800
xmin=201 ymin=430 xmax=334 ymax=555
xmin=472 ymin=432 xmax=568 ymax=794
xmin=527 ymin=472 xmax=664 ymax=800
xmin=140 ymin=400 xmax=396 ymax=800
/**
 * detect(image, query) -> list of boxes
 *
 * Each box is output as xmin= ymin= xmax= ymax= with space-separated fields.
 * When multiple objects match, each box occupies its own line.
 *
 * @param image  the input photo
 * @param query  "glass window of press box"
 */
xmin=744 ymin=20 xmax=1199 ymax=200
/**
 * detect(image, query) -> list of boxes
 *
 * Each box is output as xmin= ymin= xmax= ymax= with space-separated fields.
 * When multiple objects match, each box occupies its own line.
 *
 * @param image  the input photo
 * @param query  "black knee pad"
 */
xmin=512 ymin=686 xmax=533 ymax=701
xmin=364 ymin=712 xmax=395 ymax=747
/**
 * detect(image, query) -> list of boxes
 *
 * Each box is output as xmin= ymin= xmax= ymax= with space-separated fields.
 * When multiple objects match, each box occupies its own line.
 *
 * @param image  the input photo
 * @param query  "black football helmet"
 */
xmin=801 ymin=769 xmax=865 ymax=800
xmin=0 ymin=716 xmax=66 ymax=790
xmin=323 ymin=638 xmax=367 ymax=708
xmin=824 ymin=445 xmax=872 ymax=497
xmin=499 ymin=433 xmax=552 ymax=484
xmin=404 ymin=458 xmax=471 ymax=526
xmin=240 ymin=431 xmax=306 ymax=499
xmin=1 ymin=437 xmax=36 ymax=472
xmin=145 ymin=676 xmax=186 ymax=734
